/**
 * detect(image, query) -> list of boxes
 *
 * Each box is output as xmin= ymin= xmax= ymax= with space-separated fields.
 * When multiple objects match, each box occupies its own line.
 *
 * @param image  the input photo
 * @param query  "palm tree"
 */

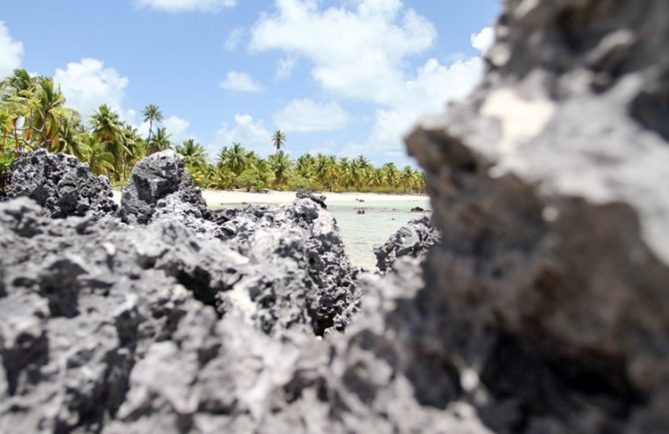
xmin=91 ymin=104 xmax=128 ymax=179
xmin=381 ymin=162 xmax=400 ymax=190
xmin=1 ymin=69 xmax=33 ymax=96
xmin=217 ymin=142 xmax=248 ymax=175
xmin=82 ymin=135 xmax=115 ymax=176
xmin=271 ymin=130 xmax=286 ymax=153
xmin=352 ymin=156 xmax=372 ymax=190
xmin=147 ymin=127 xmax=171 ymax=154
xmin=55 ymin=117 xmax=87 ymax=160
xmin=176 ymin=138 xmax=207 ymax=169
xmin=122 ymin=124 xmax=146 ymax=168
xmin=142 ymin=104 xmax=163 ymax=146
xmin=1 ymin=69 xmax=36 ymax=153
xmin=0 ymin=109 xmax=13 ymax=153
xmin=30 ymin=76 xmax=72 ymax=150
xmin=210 ymin=165 xmax=235 ymax=189
xmin=269 ymin=151 xmax=292 ymax=189
xmin=250 ymin=158 xmax=274 ymax=189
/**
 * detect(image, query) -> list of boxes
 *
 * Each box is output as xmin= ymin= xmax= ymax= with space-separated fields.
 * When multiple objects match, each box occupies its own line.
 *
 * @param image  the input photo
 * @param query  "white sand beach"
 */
xmin=113 ymin=189 xmax=428 ymax=208
xmin=202 ymin=190 xmax=428 ymax=208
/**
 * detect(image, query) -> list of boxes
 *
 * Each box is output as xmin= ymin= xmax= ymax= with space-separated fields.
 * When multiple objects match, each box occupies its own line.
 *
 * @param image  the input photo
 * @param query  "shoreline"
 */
xmin=112 ymin=189 xmax=429 ymax=208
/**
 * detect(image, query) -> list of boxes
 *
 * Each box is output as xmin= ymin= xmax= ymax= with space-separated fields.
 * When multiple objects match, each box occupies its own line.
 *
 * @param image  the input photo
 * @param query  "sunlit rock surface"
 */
xmin=6 ymin=149 xmax=117 ymax=218
xmin=2 ymin=0 xmax=669 ymax=432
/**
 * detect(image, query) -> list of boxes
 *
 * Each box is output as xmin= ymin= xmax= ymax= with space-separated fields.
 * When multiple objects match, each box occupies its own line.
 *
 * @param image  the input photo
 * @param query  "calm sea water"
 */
xmin=217 ymin=196 xmax=431 ymax=270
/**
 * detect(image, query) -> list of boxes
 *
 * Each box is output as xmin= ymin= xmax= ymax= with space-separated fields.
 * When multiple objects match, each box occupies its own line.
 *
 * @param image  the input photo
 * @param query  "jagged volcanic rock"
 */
xmin=0 ymin=196 xmax=487 ymax=433
xmin=211 ymin=198 xmax=360 ymax=336
xmin=402 ymin=0 xmax=669 ymax=432
xmin=119 ymin=150 xmax=208 ymax=224
xmin=373 ymin=215 xmax=439 ymax=272
xmin=296 ymin=189 xmax=327 ymax=209
xmin=6 ymin=149 xmax=117 ymax=218
xmin=4 ymin=0 xmax=669 ymax=431
xmin=0 ymin=148 xmax=366 ymax=431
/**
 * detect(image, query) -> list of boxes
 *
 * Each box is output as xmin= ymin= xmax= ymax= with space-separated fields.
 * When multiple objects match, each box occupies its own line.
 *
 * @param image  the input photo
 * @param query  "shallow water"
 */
xmin=217 ymin=196 xmax=431 ymax=270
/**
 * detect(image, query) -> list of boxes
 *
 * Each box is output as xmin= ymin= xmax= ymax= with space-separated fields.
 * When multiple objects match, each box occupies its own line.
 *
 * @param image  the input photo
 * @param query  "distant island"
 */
xmin=0 ymin=69 xmax=425 ymax=196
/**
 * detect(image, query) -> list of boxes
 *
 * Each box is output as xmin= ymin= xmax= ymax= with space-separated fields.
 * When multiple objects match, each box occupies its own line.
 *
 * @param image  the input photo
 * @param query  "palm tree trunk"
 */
xmin=13 ymin=120 xmax=20 ymax=156
xmin=147 ymin=120 xmax=153 ymax=149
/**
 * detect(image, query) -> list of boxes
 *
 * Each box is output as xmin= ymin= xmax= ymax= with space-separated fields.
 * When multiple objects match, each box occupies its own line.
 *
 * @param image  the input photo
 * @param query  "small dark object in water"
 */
xmin=411 ymin=206 xmax=425 ymax=212
xmin=357 ymin=209 xmax=366 ymax=215
xmin=356 ymin=198 xmax=365 ymax=203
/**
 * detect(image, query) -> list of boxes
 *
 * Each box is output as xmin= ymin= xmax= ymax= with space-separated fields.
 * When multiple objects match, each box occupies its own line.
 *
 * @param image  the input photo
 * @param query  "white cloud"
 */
xmin=275 ymin=57 xmax=296 ymax=79
xmin=250 ymin=0 xmax=436 ymax=104
xmin=215 ymin=114 xmax=273 ymax=155
xmin=54 ymin=58 xmax=128 ymax=117
xmin=135 ymin=0 xmax=237 ymax=13
xmin=248 ymin=1 xmax=491 ymax=164
xmin=54 ymin=58 xmax=193 ymax=143
xmin=163 ymin=115 xmax=191 ymax=143
xmin=471 ymin=26 xmax=494 ymax=54
xmin=219 ymin=71 xmax=264 ymax=93
xmin=126 ymin=111 xmax=194 ymax=144
xmin=355 ymin=56 xmax=485 ymax=163
xmin=0 ymin=21 xmax=24 ymax=79
xmin=273 ymin=99 xmax=349 ymax=133
xmin=224 ymin=27 xmax=244 ymax=51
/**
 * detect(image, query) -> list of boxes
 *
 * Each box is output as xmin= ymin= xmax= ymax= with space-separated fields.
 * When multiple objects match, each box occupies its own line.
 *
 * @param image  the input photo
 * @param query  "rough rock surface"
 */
xmin=6 ymin=149 xmax=117 ymax=218
xmin=3 ymin=0 xmax=669 ymax=432
xmin=119 ymin=150 xmax=208 ymax=224
xmin=402 ymin=0 xmax=669 ymax=432
xmin=373 ymin=215 xmax=440 ymax=272
xmin=0 ymin=199 xmax=487 ymax=433
xmin=210 ymin=200 xmax=360 ymax=335
xmin=295 ymin=189 xmax=327 ymax=209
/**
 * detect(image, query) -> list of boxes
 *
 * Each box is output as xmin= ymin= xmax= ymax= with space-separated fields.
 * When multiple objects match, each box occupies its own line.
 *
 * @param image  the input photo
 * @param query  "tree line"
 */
xmin=0 ymin=69 xmax=425 ymax=194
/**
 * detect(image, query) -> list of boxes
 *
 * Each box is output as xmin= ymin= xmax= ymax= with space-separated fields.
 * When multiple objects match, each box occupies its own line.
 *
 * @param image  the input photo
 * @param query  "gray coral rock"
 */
xmin=3 ymin=0 xmax=669 ymax=432
xmin=6 ymin=149 xmax=117 ymax=218
xmin=403 ymin=0 xmax=669 ymax=432
xmin=119 ymin=150 xmax=208 ymax=224
xmin=374 ymin=215 xmax=439 ymax=272
xmin=211 ymin=198 xmax=360 ymax=336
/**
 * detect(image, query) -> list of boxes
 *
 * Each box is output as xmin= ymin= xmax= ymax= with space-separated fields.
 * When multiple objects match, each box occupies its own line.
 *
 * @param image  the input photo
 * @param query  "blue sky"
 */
xmin=0 ymin=0 xmax=500 ymax=165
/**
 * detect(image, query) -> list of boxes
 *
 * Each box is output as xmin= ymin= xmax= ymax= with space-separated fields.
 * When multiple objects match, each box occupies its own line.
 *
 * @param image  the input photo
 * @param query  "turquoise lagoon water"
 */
xmin=215 ymin=195 xmax=431 ymax=270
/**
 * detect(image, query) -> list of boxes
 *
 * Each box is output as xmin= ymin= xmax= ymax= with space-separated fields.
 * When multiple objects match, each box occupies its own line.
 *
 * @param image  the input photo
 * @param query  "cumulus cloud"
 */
xmin=250 ymin=0 xmax=435 ymax=104
xmin=215 ymin=114 xmax=273 ymax=155
xmin=273 ymin=99 xmax=349 ymax=133
xmin=0 ymin=21 xmax=24 ymax=79
xmin=356 ymin=54 xmax=485 ymax=162
xmin=249 ymin=1 xmax=490 ymax=164
xmin=224 ymin=27 xmax=244 ymax=51
xmin=163 ymin=115 xmax=191 ymax=142
xmin=471 ymin=26 xmax=494 ymax=54
xmin=54 ymin=58 xmax=193 ymax=144
xmin=54 ymin=58 xmax=128 ymax=117
xmin=219 ymin=71 xmax=264 ymax=93
xmin=135 ymin=0 xmax=237 ymax=13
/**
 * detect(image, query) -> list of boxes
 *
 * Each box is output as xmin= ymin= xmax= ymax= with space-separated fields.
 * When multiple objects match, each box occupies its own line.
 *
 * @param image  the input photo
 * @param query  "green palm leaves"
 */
xmin=272 ymin=130 xmax=286 ymax=152
xmin=0 ymin=69 xmax=425 ymax=194
xmin=142 ymin=103 xmax=163 ymax=147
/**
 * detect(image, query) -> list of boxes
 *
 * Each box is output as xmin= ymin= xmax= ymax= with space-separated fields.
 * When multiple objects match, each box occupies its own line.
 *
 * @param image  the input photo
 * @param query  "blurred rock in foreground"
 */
xmin=405 ymin=0 xmax=669 ymax=432
xmin=2 ymin=0 xmax=669 ymax=432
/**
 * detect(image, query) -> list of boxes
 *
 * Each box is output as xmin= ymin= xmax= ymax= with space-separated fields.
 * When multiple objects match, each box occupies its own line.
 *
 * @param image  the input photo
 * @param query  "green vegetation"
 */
xmin=0 ymin=69 xmax=425 ymax=193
